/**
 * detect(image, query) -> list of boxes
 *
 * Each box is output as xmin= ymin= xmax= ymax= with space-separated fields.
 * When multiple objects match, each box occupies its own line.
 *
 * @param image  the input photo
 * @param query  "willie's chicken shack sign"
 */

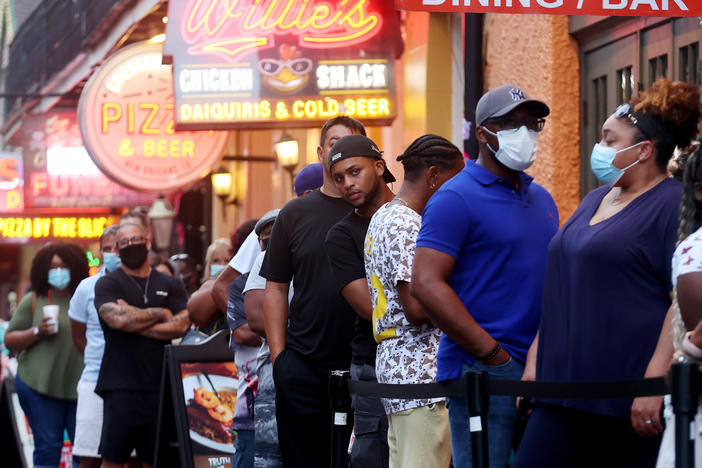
xmin=163 ymin=0 xmax=403 ymax=130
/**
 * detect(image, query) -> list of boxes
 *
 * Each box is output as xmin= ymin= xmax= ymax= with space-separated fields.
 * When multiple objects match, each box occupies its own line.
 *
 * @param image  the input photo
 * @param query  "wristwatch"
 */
xmin=33 ymin=326 xmax=39 ymax=336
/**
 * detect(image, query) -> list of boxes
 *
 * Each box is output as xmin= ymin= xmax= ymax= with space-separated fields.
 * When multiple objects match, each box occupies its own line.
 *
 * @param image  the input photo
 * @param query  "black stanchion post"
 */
xmin=466 ymin=371 xmax=490 ymax=468
xmin=671 ymin=361 xmax=698 ymax=468
xmin=329 ymin=370 xmax=351 ymax=468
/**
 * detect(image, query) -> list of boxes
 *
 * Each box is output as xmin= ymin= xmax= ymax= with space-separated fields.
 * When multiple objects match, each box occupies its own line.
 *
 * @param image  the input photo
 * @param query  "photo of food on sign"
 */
xmin=181 ymin=361 xmax=237 ymax=462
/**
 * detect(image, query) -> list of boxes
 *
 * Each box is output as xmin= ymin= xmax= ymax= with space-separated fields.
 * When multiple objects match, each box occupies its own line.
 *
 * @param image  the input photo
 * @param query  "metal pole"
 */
xmin=466 ymin=371 xmax=490 ymax=468
xmin=329 ymin=370 xmax=351 ymax=468
xmin=464 ymin=13 xmax=484 ymax=160
xmin=671 ymin=361 xmax=697 ymax=468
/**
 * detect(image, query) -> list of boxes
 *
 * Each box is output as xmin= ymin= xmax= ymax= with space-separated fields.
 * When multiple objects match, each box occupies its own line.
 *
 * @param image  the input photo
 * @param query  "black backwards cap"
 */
xmin=328 ymin=134 xmax=396 ymax=183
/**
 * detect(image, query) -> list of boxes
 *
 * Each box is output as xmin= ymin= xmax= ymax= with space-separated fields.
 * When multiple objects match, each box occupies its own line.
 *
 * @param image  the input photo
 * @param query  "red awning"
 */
xmin=395 ymin=0 xmax=701 ymax=17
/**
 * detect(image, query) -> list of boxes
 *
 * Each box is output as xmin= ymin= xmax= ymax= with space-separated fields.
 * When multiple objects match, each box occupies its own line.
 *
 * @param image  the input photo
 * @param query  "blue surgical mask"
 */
xmin=210 ymin=264 xmax=226 ymax=277
xmin=590 ymin=142 xmax=644 ymax=186
xmin=48 ymin=267 xmax=71 ymax=290
xmin=103 ymin=252 xmax=121 ymax=272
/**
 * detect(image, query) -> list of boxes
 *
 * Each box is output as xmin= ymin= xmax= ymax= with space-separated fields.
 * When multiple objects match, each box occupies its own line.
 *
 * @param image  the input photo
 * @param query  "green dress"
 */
xmin=7 ymin=292 xmax=84 ymax=400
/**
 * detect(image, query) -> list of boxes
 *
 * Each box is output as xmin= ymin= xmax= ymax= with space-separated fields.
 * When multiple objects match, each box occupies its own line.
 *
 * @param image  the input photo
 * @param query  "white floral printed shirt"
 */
xmin=673 ymin=226 xmax=702 ymax=290
xmin=364 ymin=202 xmax=442 ymax=414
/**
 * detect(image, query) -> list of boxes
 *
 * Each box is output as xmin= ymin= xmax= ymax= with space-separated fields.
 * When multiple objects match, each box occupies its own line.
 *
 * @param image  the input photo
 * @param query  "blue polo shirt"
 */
xmin=416 ymin=160 xmax=558 ymax=381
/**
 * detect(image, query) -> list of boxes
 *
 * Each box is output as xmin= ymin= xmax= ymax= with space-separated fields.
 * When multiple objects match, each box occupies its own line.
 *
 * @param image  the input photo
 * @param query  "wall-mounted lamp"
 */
xmin=211 ymin=166 xmax=238 ymax=217
xmin=150 ymin=33 xmax=166 ymax=43
xmin=275 ymin=131 xmax=299 ymax=188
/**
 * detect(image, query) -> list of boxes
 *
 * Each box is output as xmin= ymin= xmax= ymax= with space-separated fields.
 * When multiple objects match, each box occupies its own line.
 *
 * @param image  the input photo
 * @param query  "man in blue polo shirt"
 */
xmin=412 ymin=84 xmax=559 ymax=467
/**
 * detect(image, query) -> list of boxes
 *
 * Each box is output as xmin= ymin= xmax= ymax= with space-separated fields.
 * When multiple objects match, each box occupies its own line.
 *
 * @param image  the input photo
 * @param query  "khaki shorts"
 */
xmin=387 ymin=401 xmax=452 ymax=468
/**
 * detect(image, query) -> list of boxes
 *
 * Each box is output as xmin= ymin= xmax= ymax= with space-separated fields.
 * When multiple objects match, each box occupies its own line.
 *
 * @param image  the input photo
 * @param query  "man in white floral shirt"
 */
xmin=364 ymin=135 xmax=464 ymax=468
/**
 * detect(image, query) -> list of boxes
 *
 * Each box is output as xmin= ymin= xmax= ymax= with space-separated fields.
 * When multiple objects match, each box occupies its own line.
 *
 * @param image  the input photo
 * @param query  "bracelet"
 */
xmin=479 ymin=342 xmax=502 ymax=362
xmin=33 ymin=326 xmax=39 ymax=336
xmin=682 ymin=332 xmax=702 ymax=360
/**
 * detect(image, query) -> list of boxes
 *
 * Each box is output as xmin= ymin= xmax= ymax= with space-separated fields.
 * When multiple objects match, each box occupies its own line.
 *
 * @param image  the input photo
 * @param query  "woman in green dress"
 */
xmin=5 ymin=241 xmax=89 ymax=468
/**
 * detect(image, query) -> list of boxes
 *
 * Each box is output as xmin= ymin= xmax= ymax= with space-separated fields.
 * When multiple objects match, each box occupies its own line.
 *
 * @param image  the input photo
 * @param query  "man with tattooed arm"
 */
xmin=94 ymin=222 xmax=190 ymax=468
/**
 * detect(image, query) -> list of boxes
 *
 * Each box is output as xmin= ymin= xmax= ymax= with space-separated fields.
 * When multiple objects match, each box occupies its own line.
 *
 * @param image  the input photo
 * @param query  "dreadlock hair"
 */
xmin=397 ymin=134 xmax=464 ymax=182
xmin=628 ymin=78 xmax=700 ymax=172
xmin=30 ymin=242 xmax=90 ymax=296
xmin=319 ymin=116 xmax=366 ymax=147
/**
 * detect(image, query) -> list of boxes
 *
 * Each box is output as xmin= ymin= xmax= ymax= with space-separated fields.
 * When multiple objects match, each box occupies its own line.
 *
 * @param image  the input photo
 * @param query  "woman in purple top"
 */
xmin=512 ymin=79 xmax=701 ymax=468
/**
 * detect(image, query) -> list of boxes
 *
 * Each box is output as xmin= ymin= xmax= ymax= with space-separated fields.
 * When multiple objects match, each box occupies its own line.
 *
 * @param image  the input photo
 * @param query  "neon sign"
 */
xmin=18 ymin=112 xmax=156 ymax=209
xmin=183 ymin=0 xmax=383 ymax=61
xmin=79 ymin=41 xmax=229 ymax=191
xmin=0 ymin=216 xmax=116 ymax=241
xmin=178 ymin=97 xmax=391 ymax=123
xmin=0 ymin=152 xmax=23 ymax=213
xmin=164 ymin=1 xmax=401 ymax=129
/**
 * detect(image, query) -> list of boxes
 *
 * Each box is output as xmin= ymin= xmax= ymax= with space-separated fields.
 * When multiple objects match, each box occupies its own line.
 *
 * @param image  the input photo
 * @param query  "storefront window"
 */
xmin=616 ymin=67 xmax=633 ymax=106
xmin=679 ymin=42 xmax=699 ymax=85
xmin=648 ymin=54 xmax=669 ymax=85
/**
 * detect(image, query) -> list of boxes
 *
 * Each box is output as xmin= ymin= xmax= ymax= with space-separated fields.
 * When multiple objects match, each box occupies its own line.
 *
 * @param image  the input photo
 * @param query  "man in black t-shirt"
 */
xmin=325 ymin=134 xmax=396 ymax=468
xmin=261 ymin=116 xmax=365 ymax=468
xmin=94 ymin=223 xmax=190 ymax=468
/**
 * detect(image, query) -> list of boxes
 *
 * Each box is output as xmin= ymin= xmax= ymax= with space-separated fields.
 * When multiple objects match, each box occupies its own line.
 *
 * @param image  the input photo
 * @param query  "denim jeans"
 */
xmin=446 ymin=358 xmax=524 ymax=468
xmin=15 ymin=374 xmax=77 ymax=468
xmin=254 ymin=346 xmax=282 ymax=468
xmin=233 ymin=429 xmax=255 ymax=468
xmin=350 ymin=362 xmax=389 ymax=468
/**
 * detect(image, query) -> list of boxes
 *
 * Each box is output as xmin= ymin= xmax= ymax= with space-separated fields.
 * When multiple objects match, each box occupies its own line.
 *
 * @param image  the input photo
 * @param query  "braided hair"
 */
xmin=672 ymin=142 xmax=702 ymax=344
xmin=397 ymin=134 xmax=464 ymax=182
xmin=679 ymin=142 xmax=702 ymax=242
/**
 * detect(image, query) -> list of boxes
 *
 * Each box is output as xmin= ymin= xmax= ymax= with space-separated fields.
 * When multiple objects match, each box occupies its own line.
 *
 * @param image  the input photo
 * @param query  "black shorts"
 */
xmin=100 ymin=390 xmax=160 ymax=464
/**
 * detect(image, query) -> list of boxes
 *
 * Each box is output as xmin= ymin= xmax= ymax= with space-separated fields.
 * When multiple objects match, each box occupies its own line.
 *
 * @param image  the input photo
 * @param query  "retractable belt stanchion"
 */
xmin=330 ymin=370 xmax=351 ymax=468
xmin=338 ymin=368 xmax=672 ymax=467
xmin=466 ymin=371 xmax=490 ymax=468
xmin=671 ymin=361 xmax=698 ymax=468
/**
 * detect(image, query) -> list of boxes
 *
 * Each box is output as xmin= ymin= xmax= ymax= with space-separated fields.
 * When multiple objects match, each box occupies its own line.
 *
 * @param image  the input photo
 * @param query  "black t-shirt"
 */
xmin=325 ymin=211 xmax=376 ymax=365
xmin=94 ymin=267 xmax=189 ymax=394
xmin=261 ymin=188 xmax=356 ymax=369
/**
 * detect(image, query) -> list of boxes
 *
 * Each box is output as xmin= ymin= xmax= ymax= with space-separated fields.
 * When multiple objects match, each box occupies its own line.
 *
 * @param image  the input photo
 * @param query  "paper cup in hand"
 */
xmin=42 ymin=305 xmax=59 ymax=334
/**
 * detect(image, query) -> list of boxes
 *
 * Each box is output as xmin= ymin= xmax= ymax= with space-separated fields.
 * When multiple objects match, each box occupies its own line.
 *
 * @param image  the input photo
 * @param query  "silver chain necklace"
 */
xmin=125 ymin=269 xmax=151 ymax=305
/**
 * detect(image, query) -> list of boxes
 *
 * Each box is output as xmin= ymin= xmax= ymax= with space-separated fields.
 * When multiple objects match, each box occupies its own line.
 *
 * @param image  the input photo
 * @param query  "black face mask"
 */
xmin=261 ymin=237 xmax=270 ymax=251
xmin=119 ymin=243 xmax=148 ymax=269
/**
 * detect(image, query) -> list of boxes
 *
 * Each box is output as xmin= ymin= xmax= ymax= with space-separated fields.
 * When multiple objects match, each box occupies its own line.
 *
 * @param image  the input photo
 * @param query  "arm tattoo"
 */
xmin=140 ymin=311 xmax=190 ymax=340
xmin=98 ymin=303 xmax=165 ymax=332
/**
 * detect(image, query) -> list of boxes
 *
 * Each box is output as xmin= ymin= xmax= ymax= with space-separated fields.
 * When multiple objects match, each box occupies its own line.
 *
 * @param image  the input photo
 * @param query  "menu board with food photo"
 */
xmin=180 ymin=361 xmax=238 ymax=468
